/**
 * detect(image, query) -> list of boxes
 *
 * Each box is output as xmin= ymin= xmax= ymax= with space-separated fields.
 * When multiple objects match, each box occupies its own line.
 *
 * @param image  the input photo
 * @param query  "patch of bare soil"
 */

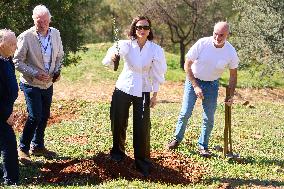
xmin=37 ymin=151 xmax=206 ymax=185
xmin=48 ymin=81 xmax=284 ymax=104
xmin=12 ymin=100 xmax=79 ymax=132
xmin=16 ymin=81 xmax=284 ymax=105
xmin=162 ymin=82 xmax=284 ymax=104
xmin=217 ymin=179 xmax=282 ymax=189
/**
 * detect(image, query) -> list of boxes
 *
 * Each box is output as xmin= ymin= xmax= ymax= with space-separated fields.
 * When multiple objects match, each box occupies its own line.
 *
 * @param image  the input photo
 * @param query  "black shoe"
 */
xmin=135 ymin=159 xmax=152 ymax=177
xmin=167 ymin=139 xmax=179 ymax=150
xmin=133 ymin=164 xmax=150 ymax=177
xmin=140 ymin=168 xmax=150 ymax=177
xmin=110 ymin=153 xmax=125 ymax=162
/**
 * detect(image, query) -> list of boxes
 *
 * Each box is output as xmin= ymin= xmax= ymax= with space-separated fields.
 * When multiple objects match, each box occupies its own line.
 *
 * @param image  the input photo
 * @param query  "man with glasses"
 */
xmin=167 ymin=21 xmax=238 ymax=157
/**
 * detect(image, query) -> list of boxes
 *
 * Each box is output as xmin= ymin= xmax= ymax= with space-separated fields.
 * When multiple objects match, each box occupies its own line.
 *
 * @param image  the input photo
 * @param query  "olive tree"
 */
xmin=232 ymin=0 xmax=284 ymax=74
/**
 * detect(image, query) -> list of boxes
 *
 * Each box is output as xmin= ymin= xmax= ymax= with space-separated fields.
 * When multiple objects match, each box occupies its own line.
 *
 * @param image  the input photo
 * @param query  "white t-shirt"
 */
xmin=185 ymin=36 xmax=239 ymax=81
xmin=102 ymin=40 xmax=167 ymax=97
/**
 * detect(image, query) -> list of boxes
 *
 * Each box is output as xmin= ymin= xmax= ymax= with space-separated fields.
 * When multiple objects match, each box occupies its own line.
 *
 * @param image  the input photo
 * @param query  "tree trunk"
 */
xmin=179 ymin=42 xmax=186 ymax=70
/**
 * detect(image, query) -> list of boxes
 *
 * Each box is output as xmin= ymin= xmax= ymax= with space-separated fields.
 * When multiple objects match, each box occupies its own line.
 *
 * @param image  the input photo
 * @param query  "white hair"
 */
xmin=214 ymin=21 xmax=230 ymax=33
xmin=32 ymin=5 xmax=52 ymax=20
xmin=0 ymin=29 xmax=16 ymax=44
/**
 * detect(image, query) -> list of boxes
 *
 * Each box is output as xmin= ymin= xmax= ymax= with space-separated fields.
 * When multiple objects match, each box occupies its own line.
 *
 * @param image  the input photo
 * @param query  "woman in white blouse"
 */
xmin=102 ymin=15 xmax=167 ymax=176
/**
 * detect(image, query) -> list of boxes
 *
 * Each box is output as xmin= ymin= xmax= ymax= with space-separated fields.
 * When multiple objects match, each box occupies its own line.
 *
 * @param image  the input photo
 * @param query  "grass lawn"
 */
xmin=8 ymin=43 xmax=284 ymax=188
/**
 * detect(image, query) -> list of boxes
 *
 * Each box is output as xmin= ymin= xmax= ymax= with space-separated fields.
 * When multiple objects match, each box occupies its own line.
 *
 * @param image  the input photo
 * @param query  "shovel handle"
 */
xmin=224 ymin=86 xmax=232 ymax=156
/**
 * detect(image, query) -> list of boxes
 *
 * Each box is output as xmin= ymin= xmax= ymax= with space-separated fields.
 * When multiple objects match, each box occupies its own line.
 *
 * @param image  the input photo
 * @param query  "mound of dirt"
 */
xmin=38 ymin=151 xmax=206 ymax=186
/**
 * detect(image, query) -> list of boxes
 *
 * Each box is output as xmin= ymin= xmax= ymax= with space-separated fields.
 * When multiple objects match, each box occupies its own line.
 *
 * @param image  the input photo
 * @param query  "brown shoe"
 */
xmin=198 ymin=148 xmax=212 ymax=158
xmin=30 ymin=147 xmax=56 ymax=158
xmin=167 ymin=139 xmax=179 ymax=150
xmin=18 ymin=148 xmax=32 ymax=165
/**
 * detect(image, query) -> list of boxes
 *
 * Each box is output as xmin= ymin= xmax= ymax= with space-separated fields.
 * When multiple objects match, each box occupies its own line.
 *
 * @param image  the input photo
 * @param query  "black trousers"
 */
xmin=0 ymin=120 xmax=19 ymax=184
xmin=110 ymin=88 xmax=151 ymax=172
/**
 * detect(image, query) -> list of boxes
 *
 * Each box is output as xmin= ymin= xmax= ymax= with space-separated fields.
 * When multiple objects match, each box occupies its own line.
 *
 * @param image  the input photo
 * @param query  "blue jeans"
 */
xmin=19 ymin=82 xmax=53 ymax=152
xmin=174 ymin=78 xmax=219 ymax=149
xmin=0 ymin=120 xmax=19 ymax=184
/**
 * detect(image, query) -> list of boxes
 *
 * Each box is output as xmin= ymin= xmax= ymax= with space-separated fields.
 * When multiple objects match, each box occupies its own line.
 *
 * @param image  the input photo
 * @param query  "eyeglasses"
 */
xmin=136 ymin=25 xmax=150 ymax=30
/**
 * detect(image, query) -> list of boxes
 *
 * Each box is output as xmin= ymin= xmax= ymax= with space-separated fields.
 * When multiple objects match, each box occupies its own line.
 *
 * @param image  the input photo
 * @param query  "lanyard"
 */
xmin=37 ymin=28 xmax=51 ymax=55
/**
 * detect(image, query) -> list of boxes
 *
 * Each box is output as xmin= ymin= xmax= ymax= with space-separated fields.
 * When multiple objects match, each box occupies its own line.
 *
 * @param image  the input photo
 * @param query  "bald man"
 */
xmin=167 ymin=22 xmax=239 ymax=157
xmin=0 ymin=29 xmax=19 ymax=185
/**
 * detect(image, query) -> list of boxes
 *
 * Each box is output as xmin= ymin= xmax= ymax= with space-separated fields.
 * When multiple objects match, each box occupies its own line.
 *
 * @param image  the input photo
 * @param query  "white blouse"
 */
xmin=102 ymin=39 xmax=167 ymax=97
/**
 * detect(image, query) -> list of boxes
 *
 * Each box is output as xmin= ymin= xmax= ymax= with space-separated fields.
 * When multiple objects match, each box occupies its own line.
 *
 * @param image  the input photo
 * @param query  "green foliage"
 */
xmin=0 ymin=0 xmax=93 ymax=66
xmin=62 ymin=43 xmax=120 ymax=82
xmin=81 ymin=0 xmax=114 ymax=43
xmin=82 ymin=0 xmax=137 ymax=44
xmin=220 ymin=67 xmax=284 ymax=88
xmin=232 ymin=0 xmax=284 ymax=75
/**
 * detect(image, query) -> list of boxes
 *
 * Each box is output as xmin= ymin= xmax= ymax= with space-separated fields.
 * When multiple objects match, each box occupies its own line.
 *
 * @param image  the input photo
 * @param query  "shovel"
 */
xmin=223 ymin=86 xmax=232 ymax=156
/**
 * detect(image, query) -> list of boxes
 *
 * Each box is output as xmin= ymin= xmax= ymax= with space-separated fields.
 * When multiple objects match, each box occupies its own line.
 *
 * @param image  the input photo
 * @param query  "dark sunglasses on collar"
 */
xmin=136 ymin=25 xmax=151 ymax=30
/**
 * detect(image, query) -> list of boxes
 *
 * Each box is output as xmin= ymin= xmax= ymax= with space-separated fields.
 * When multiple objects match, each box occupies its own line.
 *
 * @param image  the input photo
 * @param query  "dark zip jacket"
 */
xmin=0 ymin=56 xmax=18 ymax=122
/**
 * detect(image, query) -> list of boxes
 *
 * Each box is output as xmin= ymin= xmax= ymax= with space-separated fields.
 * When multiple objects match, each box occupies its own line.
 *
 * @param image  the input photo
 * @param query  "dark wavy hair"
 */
xmin=128 ymin=15 xmax=154 ymax=41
